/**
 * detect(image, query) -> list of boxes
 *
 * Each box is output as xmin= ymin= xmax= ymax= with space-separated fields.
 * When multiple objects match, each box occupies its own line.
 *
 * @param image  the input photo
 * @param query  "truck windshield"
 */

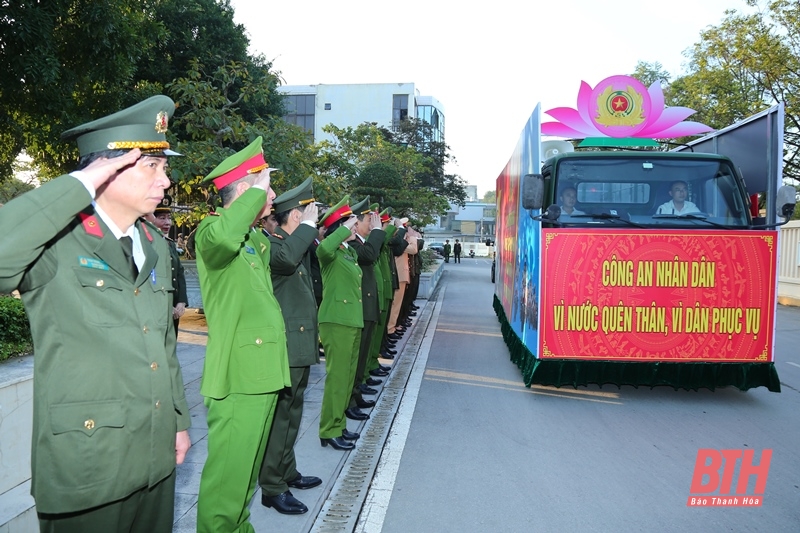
xmin=554 ymin=156 xmax=750 ymax=228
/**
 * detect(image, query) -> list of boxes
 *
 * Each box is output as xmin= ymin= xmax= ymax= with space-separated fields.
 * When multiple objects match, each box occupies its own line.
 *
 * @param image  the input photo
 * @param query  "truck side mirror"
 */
xmin=776 ymin=185 xmax=797 ymax=219
xmin=521 ymin=174 xmax=544 ymax=210
xmin=543 ymin=204 xmax=561 ymax=221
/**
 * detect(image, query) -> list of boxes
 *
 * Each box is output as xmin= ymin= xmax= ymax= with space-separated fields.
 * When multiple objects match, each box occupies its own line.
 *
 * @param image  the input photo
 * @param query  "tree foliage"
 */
xmin=166 ymin=60 xmax=316 ymax=226
xmin=313 ymin=121 xmax=463 ymax=226
xmin=669 ymin=0 xmax=800 ymax=183
xmin=0 ymin=0 xmax=259 ymax=183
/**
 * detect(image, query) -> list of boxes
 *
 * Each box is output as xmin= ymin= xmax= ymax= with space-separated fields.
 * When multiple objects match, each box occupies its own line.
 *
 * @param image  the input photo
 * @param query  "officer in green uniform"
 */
xmin=317 ymin=196 xmax=363 ymax=451
xmin=153 ymin=194 xmax=187 ymax=333
xmin=195 ymin=137 xmax=291 ymax=533
xmin=0 ymin=96 xmax=191 ymax=532
xmin=364 ymin=207 xmax=397 ymax=377
xmin=345 ymin=197 xmax=386 ymax=420
xmin=258 ymin=177 xmax=323 ymax=515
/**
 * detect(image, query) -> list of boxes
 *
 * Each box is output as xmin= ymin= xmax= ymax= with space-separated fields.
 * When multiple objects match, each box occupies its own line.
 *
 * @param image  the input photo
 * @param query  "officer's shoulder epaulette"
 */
xmin=139 ymin=218 xmax=162 ymax=242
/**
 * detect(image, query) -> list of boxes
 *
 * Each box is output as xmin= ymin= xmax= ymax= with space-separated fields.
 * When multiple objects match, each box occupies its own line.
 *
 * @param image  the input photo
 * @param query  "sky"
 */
xmin=229 ymin=0 xmax=753 ymax=198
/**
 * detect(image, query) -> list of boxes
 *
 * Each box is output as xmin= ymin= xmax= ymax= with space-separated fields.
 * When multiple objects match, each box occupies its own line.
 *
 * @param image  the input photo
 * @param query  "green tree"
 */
xmin=669 ymin=0 xmax=800 ymax=183
xmin=0 ymin=0 xmax=166 ymax=181
xmin=0 ymin=0 xmax=264 ymax=184
xmin=390 ymin=118 xmax=468 ymax=208
xmin=312 ymin=122 xmax=447 ymax=225
xmin=166 ymin=60 xmax=316 ymax=226
xmin=482 ymin=190 xmax=497 ymax=204
xmin=631 ymin=61 xmax=672 ymax=90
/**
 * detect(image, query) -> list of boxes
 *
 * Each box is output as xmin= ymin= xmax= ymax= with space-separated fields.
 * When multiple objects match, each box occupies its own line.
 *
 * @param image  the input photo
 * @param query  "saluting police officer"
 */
xmin=194 ymin=137 xmax=290 ymax=533
xmin=317 ymin=196 xmax=363 ymax=451
xmin=258 ymin=177 xmax=323 ymax=515
xmin=344 ymin=197 xmax=385 ymax=421
xmin=0 ymin=96 xmax=191 ymax=532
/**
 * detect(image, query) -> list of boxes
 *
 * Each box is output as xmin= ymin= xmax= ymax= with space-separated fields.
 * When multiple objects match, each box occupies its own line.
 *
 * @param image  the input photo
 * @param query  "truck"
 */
xmin=494 ymin=75 xmax=795 ymax=392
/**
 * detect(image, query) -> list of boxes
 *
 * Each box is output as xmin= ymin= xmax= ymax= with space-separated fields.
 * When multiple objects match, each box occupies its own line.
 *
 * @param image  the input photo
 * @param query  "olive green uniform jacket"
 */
xmin=166 ymin=236 xmax=187 ymax=307
xmin=195 ymin=187 xmax=291 ymax=398
xmin=268 ymin=223 xmax=319 ymax=366
xmin=350 ymin=229 xmax=386 ymax=322
xmin=0 ymin=175 xmax=190 ymax=514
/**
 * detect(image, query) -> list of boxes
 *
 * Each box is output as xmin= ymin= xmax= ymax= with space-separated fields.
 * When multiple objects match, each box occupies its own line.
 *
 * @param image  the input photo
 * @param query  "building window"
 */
xmin=392 ymin=94 xmax=408 ymax=130
xmin=416 ymin=105 xmax=445 ymax=145
xmin=283 ymin=94 xmax=315 ymax=137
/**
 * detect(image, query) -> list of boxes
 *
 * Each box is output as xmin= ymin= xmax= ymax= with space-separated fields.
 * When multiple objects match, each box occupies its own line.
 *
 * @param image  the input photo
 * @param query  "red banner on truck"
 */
xmin=539 ymin=229 xmax=777 ymax=362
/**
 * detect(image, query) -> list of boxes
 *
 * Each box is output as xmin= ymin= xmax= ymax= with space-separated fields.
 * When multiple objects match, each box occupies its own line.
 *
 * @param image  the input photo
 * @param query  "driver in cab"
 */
xmin=656 ymin=180 xmax=700 ymax=215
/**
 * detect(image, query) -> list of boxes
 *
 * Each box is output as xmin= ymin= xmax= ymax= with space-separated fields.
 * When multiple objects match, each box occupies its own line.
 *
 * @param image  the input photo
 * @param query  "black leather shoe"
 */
xmin=344 ymin=407 xmax=370 ymax=420
xmin=358 ymin=384 xmax=378 ymax=395
xmin=261 ymin=490 xmax=308 ymax=514
xmin=365 ymin=377 xmax=382 ymax=386
xmin=385 ymin=348 xmax=397 ymax=355
xmin=320 ymin=436 xmax=356 ymax=450
xmin=369 ymin=368 xmax=389 ymax=377
xmin=385 ymin=341 xmax=397 ymax=348
xmin=388 ymin=333 xmax=402 ymax=341
xmin=287 ymin=473 xmax=322 ymax=490
xmin=356 ymin=398 xmax=376 ymax=409
xmin=379 ymin=364 xmax=392 ymax=372
xmin=342 ymin=429 xmax=360 ymax=440
xmin=401 ymin=320 xmax=412 ymax=327
xmin=381 ymin=352 xmax=395 ymax=360
xmin=408 ymin=312 xmax=417 ymax=317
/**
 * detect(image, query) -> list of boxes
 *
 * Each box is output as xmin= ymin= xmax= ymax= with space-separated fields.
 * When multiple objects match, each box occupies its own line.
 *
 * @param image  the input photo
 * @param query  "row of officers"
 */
xmin=195 ymin=137 xmax=424 ymax=530
xmin=0 ymin=94 xmax=423 ymax=533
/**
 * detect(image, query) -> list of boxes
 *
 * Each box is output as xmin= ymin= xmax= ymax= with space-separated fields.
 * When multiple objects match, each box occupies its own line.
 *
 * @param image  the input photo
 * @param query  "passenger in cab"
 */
xmin=656 ymin=180 xmax=700 ymax=215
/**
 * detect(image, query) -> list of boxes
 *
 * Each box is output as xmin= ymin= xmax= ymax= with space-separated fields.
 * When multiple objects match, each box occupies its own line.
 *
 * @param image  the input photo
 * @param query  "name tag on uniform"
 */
xmin=245 ymin=246 xmax=256 ymax=255
xmin=78 ymin=257 xmax=110 ymax=270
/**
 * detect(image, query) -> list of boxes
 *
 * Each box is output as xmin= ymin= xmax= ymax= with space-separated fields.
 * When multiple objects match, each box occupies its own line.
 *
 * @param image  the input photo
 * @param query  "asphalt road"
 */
xmin=366 ymin=258 xmax=800 ymax=533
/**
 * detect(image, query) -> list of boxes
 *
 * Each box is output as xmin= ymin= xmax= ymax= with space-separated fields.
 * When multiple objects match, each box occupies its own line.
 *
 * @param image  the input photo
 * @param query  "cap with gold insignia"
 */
xmin=319 ymin=195 xmax=352 ymax=228
xmin=61 ymin=95 xmax=180 ymax=157
xmin=154 ymin=194 xmax=173 ymax=215
xmin=379 ymin=206 xmax=393 ymax=224
xmin=273 ymin=177 xmax=315 ymax=214
xmin=350 ymin=196 xmax=371 ymax=216
xmin=203 ymin=136 xmax=274 ymax=190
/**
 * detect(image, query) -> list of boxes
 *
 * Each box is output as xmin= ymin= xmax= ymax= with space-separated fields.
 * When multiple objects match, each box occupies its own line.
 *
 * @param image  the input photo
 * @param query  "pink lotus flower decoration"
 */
xmin=541 ymin=75 xmax=713 ymax=139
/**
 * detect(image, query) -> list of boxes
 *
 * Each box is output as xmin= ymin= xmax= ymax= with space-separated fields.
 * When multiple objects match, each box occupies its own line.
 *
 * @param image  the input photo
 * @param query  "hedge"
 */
xmin=0 ymin=295 xmax=33 ymax=362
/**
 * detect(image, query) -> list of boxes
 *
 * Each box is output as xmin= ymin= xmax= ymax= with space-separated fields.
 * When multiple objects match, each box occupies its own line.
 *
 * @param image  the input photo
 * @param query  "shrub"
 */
xmin=0 ymin=295 xmax=33 ymax=362
xmin=418 ymin=248 xmax=439 ymax=272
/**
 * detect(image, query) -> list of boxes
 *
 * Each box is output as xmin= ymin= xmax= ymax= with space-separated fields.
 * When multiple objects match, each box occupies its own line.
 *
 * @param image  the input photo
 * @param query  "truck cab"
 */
xmin=537 ymin=151 xmax=751 ymax=229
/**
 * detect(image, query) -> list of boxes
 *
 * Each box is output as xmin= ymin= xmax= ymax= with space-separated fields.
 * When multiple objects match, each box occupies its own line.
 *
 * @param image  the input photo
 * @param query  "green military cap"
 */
xmin=350 ymin=196 xmax=371 ymax=216
xmin=203 ymin=136 xmax=273 ymax=190
xmin=369 ymin=202 xmax=379 ymax=212
xmin=273 ymin=177 xmax=315 ymax=214
xmin=379 ymin=206 xmax=393 ymax=223
xmin=61 ymin=95 xmax=180 ymax=157
xmin=154 ymin=194 xmax=173 ymax=215
xmin=319 ymin=195 xmax=351 ymax=228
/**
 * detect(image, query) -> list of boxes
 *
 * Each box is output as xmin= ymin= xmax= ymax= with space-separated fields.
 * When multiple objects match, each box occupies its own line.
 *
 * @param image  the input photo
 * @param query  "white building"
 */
xmin=277 ymin=82 xmax=445 ymax=144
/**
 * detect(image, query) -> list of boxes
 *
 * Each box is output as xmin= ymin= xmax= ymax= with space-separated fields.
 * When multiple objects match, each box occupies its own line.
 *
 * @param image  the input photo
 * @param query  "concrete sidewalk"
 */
xmin=172 ymin=299 xmax=431 ymax=532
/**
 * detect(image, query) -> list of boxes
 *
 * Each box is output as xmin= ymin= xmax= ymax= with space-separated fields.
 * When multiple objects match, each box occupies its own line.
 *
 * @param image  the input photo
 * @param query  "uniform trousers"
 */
xmin=319 ymin=323 xmax=360 ymax=439
xmin=197 ymin=392 xmax=278 ymax=533
xmin=259 ymin=366 xmax=310 ymax=497
xmin=38 ymin=471 xmax=176 ymax=533
xmin=349 ymin=320 xmax=375 ymax=408
xmin=387 ymin=282 xmax=407 ymax=334
xmin=366 ymin=306 xmax=390 ymax=375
